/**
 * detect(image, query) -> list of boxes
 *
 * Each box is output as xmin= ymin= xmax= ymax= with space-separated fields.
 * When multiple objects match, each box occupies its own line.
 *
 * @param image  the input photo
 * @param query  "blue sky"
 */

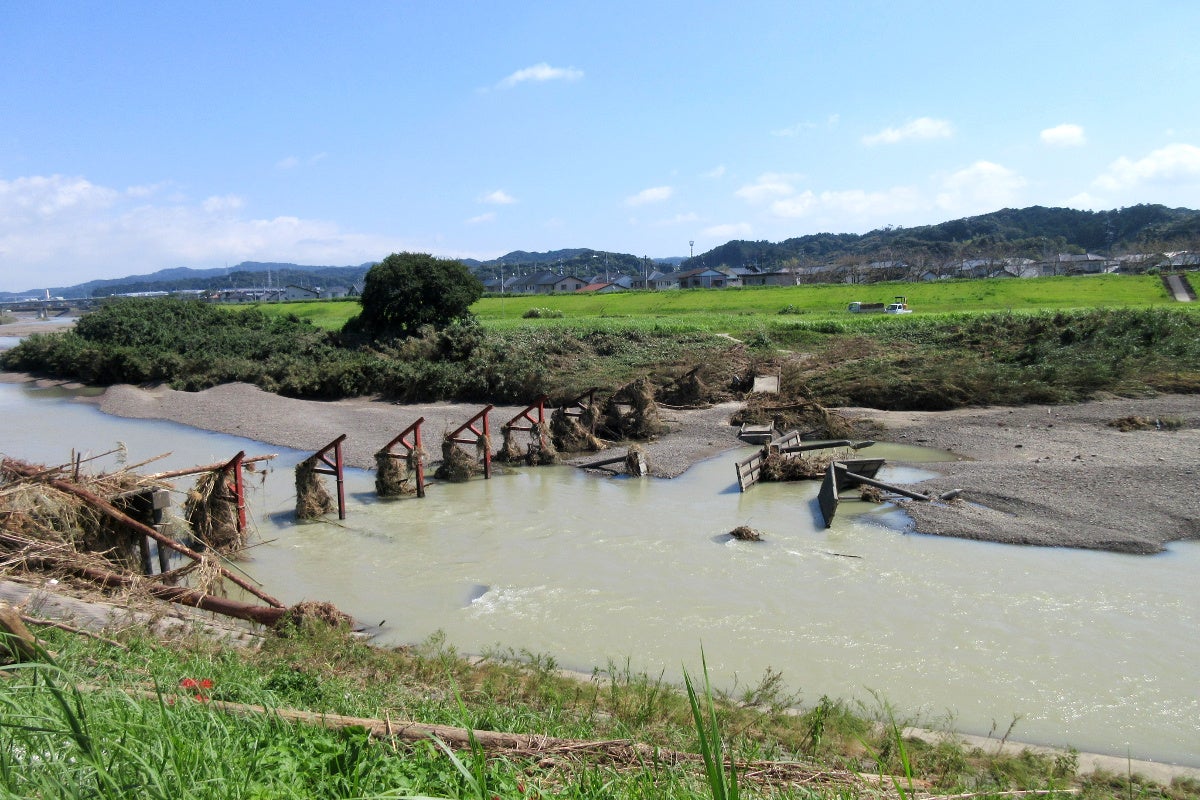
xmin=3 ymin=1 xmax=1199 ymax=291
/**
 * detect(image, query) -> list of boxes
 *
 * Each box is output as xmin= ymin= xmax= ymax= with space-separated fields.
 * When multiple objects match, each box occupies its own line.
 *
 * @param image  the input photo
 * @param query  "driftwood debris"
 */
xmin=729 ymin=525 xmax=763 ymax=542
xmin=2 ymin=459 xmax=284 ymax=609
xmin=106 ymin=688 xmax=904 ymax=794
xmin=0 ymin=602 xmax=39 ymax=663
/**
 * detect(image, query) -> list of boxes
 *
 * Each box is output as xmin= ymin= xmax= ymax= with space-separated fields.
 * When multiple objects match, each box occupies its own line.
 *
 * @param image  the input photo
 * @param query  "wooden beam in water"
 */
xmin=834 ymin=462 xmax=932 ymax=502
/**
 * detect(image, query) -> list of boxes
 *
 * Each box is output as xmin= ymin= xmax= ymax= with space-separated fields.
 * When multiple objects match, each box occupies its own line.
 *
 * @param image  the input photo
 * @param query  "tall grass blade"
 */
xmin=683 ymin=650 xmax=739 ymax=800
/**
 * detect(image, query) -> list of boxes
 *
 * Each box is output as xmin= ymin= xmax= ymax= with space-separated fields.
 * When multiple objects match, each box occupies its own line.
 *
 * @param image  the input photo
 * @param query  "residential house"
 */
xmin=741 ymin=267 xmax=801 ymax=287
xmin=673 ymin=267 xmax=739 ymax=289
xmin=284 ymin=285 xmax=321 ymax=301
xmin=578 ymin=281 xmax=625 ymax=293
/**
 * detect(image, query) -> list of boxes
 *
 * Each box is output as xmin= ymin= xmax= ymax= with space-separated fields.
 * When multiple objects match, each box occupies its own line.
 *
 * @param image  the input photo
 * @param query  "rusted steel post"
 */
xmin=482 ymin=410 xmax=491 ymax=478
xmin=311 ymin=435 xmax=348 ymax=520
xmin=224 ymin=451 xmax=248 ymax=534
xmin=379 ymin=417 xmax=426 ymax=498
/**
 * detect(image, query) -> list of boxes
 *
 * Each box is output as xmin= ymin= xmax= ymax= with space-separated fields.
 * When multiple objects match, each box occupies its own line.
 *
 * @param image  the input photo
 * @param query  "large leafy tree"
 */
xmin=348 ymin=252 xmax=483 ymax=338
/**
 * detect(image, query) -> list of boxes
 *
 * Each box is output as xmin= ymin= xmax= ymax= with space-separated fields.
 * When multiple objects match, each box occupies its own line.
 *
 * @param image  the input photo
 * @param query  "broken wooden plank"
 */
xmin=737 ymin=422 xmax=776 ymax=444
xmin=735 ymin=448 xmax=766 ymax=492
xmin=578 ymin=454 xmax=629 ymax=470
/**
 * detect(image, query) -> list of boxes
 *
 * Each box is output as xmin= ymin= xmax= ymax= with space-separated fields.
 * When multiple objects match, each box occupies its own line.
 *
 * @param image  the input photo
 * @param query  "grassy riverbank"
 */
xmin=9 ymin=618 xmax=1191 ymax=799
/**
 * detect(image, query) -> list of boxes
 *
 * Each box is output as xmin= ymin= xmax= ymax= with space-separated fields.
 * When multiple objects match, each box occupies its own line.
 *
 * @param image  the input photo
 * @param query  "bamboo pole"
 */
xmin=145 ymin=454 xmax=277 ymax=481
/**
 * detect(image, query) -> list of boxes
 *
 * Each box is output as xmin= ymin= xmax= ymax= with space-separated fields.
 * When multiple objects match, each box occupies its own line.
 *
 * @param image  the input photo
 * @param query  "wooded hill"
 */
xmin=686 ymin=204 xmax=1200 ymax=272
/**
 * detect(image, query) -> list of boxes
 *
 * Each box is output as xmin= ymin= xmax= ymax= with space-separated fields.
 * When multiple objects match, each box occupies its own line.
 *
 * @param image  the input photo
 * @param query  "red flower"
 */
xmin=199 ymin=678 xmax=214 ymax=689
xmin=179 ymin=678 xmax=199 ymax=689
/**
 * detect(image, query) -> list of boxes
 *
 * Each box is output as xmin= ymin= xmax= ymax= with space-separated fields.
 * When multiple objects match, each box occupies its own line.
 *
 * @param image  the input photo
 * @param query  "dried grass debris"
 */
xmin=294 ymin=456 xmax=334 ymax=519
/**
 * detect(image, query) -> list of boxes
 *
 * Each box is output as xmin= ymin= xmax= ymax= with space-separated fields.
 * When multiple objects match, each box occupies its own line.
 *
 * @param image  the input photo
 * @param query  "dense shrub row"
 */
xmin=0 ymin=298 xmax=723 ymax=403
xmin=5 ymin=299 xmax=1199 ymax=410
xmin=797 ymin=307 xmax=1200 ymax=409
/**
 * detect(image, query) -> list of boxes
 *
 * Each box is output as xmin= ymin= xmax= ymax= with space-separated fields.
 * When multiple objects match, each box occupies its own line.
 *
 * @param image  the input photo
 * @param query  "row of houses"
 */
xmin=484 ymin=251 xmax=1200 ymax=295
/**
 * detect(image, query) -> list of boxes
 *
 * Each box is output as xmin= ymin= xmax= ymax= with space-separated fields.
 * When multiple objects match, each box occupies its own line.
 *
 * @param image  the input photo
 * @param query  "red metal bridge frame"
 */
xmin=503 ymin=395 xmax=547 ymax=432
xmin=378 ymin=417 xmax=426 ymax=498
xmin=310 ymin=434 xmax=348 ymax=519
xmin=446 ymin=405 xmax=494 ymax=479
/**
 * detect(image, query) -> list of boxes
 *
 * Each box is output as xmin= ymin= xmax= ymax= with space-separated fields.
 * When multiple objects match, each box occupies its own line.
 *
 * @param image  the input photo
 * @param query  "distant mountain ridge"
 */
xmin=686 ymin=204 xmax=1200 ymax=271
xmin=13 ymin=204 xmax=1198 ymax=298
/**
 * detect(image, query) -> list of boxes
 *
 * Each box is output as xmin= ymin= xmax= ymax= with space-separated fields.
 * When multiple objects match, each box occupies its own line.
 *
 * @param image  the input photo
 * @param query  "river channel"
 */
xmin=1 ymin=374 xmax=1197 ymax=768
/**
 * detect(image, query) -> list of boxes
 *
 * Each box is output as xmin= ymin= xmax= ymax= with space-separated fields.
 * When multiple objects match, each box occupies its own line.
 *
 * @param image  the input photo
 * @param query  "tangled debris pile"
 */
xmin=549 ymin=404 xmax=605 ymax=453
xmin=496 ymin=421 xmax=559 ymax=466
xmin=374 ymin=447 xmax=423 ymax=497
xmin=435 ymin=435 xmax=487 ymax=482
xmin=1 ymin=453 xmax=351 ymax=632
xmin=295 ymin=456 xmax=335 ymax=519
xmin=597 ymin=377 xmax=667 ymax=441
xmin=732 ymin=396 xmax=857 ymax=441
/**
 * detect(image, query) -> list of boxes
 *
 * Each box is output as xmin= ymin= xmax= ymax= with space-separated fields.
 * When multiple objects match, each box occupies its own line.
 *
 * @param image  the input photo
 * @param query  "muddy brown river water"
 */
xmin=2 ymin=378 xmax=1197 ymax=768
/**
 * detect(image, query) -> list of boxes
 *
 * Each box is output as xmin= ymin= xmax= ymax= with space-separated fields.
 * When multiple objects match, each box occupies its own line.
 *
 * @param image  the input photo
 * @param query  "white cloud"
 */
xmin=1066 ymin=192 xmax=1102 ymax=209
xmin=0 ymin=173 xmax=410 ymax=289
xmin=498 ymin=62 xmax=583 ymax=89
xmin=653 ymin=212 xmax=700 ymax=227
xmin=466 ymin=212 xmax=496 ymax=224
xmin=1093 ymin=143 xmax=1200 ymax=191
xmin=734 ymin=173 xmax=802 ymax=203
xmin=202 ymin=195 xmax=246 ymax=214
xmin=480 ymin=189 xmax=517 ymax=205
xmin=771 ymin=187 xmax=922 ymax=219
xmin=702 ymin=222 xmax=752 ymax=239
xmin=625 ymin=185 xmax=673 ymax=206
xmin=935 ymin=161 xmax=1027 ymax=215
xmin=276 ymin=153 xmax=327 ymax=170
xmin=771 ymin=121 xmax=817 ymax=137
xmin=862 ymin=117 xmax=954 ymax=146
xmin=702 ymin=165 xmax=726 ymax=179
xmin=1040 ymin=123 xmax=1086 ymax=147
xmin=0 ymin=174 xmax=118 ymax=221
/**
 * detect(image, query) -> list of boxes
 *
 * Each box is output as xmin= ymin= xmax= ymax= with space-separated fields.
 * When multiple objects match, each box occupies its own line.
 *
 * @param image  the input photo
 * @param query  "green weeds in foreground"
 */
xmin=1 ymin=626 xmax=1191 ymax=799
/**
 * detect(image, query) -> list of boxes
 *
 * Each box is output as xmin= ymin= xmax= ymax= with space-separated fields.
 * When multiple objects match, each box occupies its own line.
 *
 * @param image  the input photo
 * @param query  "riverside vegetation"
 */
xmin=4 ymin=274 xmax=1200 ymax=409
xmin=9 ymin=619 xmax=1196 ymax=799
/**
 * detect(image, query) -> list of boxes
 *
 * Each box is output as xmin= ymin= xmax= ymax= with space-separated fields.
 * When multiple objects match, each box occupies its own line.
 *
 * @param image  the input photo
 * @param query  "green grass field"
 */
xmin=257 ymin=274 xmax=1179 ymax=332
